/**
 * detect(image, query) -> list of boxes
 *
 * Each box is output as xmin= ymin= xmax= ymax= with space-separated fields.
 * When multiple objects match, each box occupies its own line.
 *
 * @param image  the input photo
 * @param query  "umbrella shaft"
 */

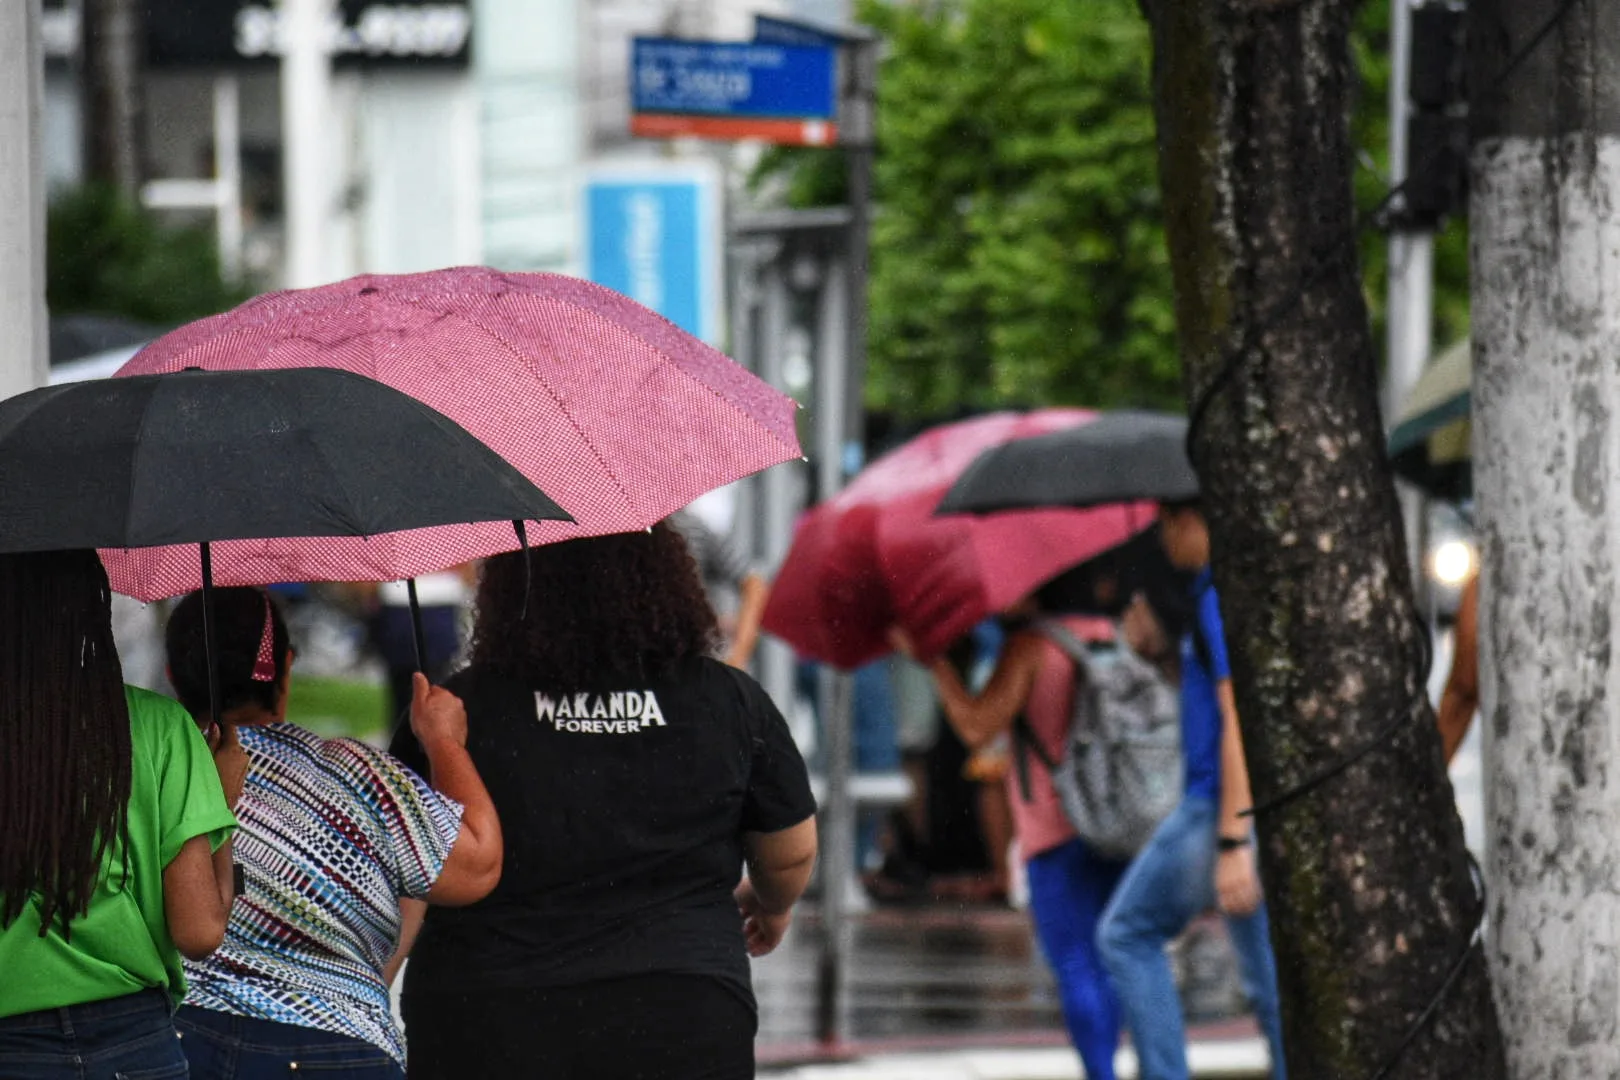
xmin=199 ymin=542 xmax=222 ymax=727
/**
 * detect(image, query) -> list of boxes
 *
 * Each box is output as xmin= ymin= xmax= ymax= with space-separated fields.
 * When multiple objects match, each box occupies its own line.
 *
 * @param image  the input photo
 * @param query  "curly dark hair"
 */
xmin=469 ymin=521 xmax=719 ymax=689
xmin=166 ymin=587 xmax=293 ymax=723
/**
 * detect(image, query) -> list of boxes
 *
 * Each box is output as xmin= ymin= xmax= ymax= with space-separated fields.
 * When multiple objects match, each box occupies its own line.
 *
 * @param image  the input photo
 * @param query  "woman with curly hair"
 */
xmin=390 ymin=521 xmax=817 ymax=1080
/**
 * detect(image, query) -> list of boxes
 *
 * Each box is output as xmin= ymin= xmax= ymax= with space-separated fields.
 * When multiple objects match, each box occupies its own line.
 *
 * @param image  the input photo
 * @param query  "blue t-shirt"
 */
xmin=1180 ymin=568 xmax=1230 ymax=801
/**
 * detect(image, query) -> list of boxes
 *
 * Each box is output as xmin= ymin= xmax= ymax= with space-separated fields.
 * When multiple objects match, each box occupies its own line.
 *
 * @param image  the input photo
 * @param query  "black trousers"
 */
xmin=401 ymin=973 xmax=757 ymax=1080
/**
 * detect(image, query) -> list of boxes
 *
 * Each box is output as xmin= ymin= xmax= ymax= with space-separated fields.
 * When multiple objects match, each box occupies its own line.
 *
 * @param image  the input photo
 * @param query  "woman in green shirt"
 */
xmin=0 ymin=550 xmax=243 ymax=1080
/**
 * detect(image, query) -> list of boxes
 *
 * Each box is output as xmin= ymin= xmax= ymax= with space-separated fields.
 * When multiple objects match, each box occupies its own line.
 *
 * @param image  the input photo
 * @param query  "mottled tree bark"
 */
xmin=1135 ymin=1 xmax=1507 ymax=1076
xmin=1471 ymin=3 xmax=1620 ymax=1078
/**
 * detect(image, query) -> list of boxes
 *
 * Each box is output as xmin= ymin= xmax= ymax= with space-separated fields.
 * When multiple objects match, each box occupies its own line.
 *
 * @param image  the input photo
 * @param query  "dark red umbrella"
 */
xmin=762 ymin=410 xmax=1154 ymax=669
xmin=108 ymin=266 xmax=801 ymax=599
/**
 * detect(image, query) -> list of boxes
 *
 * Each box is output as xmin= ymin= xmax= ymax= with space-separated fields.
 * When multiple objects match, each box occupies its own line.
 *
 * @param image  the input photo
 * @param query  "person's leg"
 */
xmin=1097 ymin=797 xmax=1219 ymax=1080
xmin=401 ymin=989 xmax=534 ymax=1080
xmin=0 ymin=991 xmax=190 ymax=1080
xmin=0 ymin=992 xmax=184 ymax=1080
xmin=178 ymin=1008 xmax=401 ymax=1080
xmin=1025 ymin=838 xmax=1130 ymax=1080
xmin=175 ymin=1005 xmax=239 ymax=1078
xmin=567 ymin=975 xmax=757 ymax=1080
xmin=1224 ymin=902 xmax=1288 ymax=1080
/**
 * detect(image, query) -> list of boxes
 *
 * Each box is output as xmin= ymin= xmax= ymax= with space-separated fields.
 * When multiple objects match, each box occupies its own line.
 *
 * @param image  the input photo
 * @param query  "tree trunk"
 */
xmin=1471 ymin=2 xmax=1620 ymax=1077
xmin=81 ymin=0 xmax=143 ymax=195
xmin=1135 ymin=1 xmax=1507 ymax=1075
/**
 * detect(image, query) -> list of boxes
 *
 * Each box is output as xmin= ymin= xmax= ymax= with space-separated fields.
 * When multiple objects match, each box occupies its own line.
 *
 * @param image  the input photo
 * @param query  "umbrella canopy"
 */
xmin=0 ymin=368 xmax=570 ymax=596
xmin=114 ymin=267 xmax=802 ymax=570
xmin=762 ymin=410 xmax=1155 ymax=669
xmin=935 ymin=409 xmax=1199 ymax=515
xmin=1387 ymin=337 xmax=1470 ymax=501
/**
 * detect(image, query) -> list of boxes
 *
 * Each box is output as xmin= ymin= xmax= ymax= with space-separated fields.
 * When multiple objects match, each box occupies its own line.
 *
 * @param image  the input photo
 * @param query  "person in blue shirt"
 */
xmin=1096 ymin=500 xmax=1286 ymax=1080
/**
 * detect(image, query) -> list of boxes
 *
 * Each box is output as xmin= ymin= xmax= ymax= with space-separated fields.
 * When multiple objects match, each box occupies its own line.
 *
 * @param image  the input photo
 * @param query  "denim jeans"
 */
xmin=1097 ymin=795 xmax=1287 ymax=1080
xmin=174 ymin=1007 xmax=401 ymax=1080
xmin=1025 ymin=838 xmax=1130 ymax=1080
xmin=0 ymin=989 xmax=187 ymax=1080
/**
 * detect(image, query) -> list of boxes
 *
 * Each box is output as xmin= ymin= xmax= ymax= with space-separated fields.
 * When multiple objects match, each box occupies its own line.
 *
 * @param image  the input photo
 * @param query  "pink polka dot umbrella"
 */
xmin=106 ymin=266 xmax=802 ymax=602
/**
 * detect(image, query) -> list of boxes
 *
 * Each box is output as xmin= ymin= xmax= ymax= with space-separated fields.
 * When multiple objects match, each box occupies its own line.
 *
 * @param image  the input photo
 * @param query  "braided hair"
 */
xmin=0 ymin=550 xmax=131 ymax=938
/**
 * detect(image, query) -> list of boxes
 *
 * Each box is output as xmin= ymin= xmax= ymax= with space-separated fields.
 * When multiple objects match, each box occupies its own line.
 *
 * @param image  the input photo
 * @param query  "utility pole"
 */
xmin=1471 ymin=1 xmax=1620 ymax=1076
xmin=81 ymin=0 xmax=143 ymax=195
xmin=0 ymin=0 xmax=49 ymax=399
xmin=1385 ymin=0 xmax=1435 ymax=588
xmin=280 ymin=0 xmax=334 ymax=287
xmin=815 ymin=30 xmax=878 ymax=1048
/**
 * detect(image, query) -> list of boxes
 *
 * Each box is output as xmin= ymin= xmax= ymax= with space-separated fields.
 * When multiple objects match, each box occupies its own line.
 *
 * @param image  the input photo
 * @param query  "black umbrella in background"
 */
xmin=936 ymin=409 xmax=1200 ymax=515
xmin=0 ymin=367 xmax=572 ymax=723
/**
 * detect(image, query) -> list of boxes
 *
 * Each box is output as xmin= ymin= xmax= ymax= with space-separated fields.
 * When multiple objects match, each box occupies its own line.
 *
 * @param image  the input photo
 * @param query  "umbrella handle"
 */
xmin=198 ymin=542 xmax=222 ymax=729
xmin=407 ymin=577 xmax=427 ymax=675
xmin=514 ymin=520 xmax=530 ymax=621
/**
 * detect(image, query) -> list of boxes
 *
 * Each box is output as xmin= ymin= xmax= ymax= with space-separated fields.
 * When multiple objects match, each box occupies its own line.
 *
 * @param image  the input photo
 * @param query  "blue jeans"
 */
xmin=174 ymin=1007 xmax=401 ymax=1080
xmin=1097 ymin=796 xmax=1286 ymax=1080
xmin=1026 ymin=837 xmax=1130 ymax=1080
xmin=0 ymin=989 xmax=187 ymax=1080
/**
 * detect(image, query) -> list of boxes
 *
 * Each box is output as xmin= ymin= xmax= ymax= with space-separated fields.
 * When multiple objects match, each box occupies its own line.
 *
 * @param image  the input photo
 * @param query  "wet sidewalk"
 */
xmin=754 ymin=901 xmax=1267 ymax=1077
xmin=760 ymin=1036 xmax=1267 ymax=1079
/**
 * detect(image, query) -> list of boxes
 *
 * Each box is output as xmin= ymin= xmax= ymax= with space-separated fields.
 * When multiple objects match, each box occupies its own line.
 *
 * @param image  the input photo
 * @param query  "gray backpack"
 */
xmin=1013 ymin=619 xmax=1182 ymax=860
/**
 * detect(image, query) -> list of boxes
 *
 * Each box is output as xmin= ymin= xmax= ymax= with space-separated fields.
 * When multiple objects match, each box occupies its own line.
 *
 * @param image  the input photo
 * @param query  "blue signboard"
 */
xmin=582 ymin=165 xmax=722 ymax=345
xmin=753 ymin=14 xmax=847 ymax=47
xmin=632 ymin=38 xmax=837 ymax=119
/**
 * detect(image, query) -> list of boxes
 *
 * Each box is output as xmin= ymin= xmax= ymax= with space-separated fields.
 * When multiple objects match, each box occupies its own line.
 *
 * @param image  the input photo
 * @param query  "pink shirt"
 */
xmin=1006 ymin=616 xmax=1112 ymax=861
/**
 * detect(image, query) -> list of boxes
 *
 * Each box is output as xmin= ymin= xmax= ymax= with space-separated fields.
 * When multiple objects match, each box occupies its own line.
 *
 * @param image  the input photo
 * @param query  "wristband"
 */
xmin=1216 ymin=834 xmax=1250 ymax=853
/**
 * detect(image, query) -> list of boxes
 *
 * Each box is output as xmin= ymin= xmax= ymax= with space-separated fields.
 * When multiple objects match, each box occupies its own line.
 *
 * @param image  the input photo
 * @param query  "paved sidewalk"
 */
xmin=760 ymin=1035 xmax=1270 ymax=1079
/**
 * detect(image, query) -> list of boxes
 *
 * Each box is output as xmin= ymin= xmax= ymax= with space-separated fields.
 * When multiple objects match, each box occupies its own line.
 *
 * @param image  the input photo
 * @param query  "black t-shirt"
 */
xmin=390 ymin=656 xmax=816 ymax=1006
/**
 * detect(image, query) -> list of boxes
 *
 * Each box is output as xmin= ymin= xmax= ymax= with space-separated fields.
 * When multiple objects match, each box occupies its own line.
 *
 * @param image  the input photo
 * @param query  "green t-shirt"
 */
xmin=0 ymin=686 xmax=237 ymax=1017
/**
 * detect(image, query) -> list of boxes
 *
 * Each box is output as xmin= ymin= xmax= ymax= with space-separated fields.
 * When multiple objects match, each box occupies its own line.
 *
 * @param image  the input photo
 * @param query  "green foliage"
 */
xmin=47 ymin=184 xmax=250 ymax=325
xmin=753 ymin=0 xmax=1469 ymax=418
xmin=862 ymin=0 xmax=1178 ymax=416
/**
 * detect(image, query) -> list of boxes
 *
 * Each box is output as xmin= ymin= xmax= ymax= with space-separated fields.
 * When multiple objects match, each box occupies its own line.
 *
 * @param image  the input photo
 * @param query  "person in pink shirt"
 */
xmin=894 ymin=592 xmax=1175 ymax=1080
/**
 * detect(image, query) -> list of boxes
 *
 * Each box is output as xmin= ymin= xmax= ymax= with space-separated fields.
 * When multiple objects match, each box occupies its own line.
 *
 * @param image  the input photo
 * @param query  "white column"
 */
xmin=280 ymin=0 xmax=334 ymax=287
xmin=0 ymin=0 xmax=49 ymax=398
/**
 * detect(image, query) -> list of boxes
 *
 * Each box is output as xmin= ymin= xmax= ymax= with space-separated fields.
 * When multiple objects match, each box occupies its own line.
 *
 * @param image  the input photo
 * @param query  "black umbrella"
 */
xmin=936 ymin=409 xmax=1200 ymax=515
xmin=0 ymin=367 xmax=571 ymax=721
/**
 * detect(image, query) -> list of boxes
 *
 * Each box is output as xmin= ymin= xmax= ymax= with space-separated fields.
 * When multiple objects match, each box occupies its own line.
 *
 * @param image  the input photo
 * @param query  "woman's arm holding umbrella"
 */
xmin=408 ymin=674 xmax=505 ymax=906
xmin=891 ymin=628 xmax=1043 ymax=751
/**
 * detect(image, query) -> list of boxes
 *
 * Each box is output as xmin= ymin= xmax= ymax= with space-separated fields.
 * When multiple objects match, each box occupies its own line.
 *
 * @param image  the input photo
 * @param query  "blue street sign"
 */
xmin=632 ymin=38 xmax=837 ymax=119
xmin=753 ymin=14 xmax=847 ymax=47
xmin=582 ymin=165 xmax=722 ymax=345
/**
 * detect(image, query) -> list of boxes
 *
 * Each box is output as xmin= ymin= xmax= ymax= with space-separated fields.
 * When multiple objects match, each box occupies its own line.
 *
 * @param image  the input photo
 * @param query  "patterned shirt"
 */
xmin=183 ymin=724 xmax=463 ymax=1064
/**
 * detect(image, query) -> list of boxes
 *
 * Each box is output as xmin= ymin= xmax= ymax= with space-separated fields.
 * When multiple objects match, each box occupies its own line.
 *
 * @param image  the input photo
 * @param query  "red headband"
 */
xmin=251 ymin=594 xmax=276 ymax=682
